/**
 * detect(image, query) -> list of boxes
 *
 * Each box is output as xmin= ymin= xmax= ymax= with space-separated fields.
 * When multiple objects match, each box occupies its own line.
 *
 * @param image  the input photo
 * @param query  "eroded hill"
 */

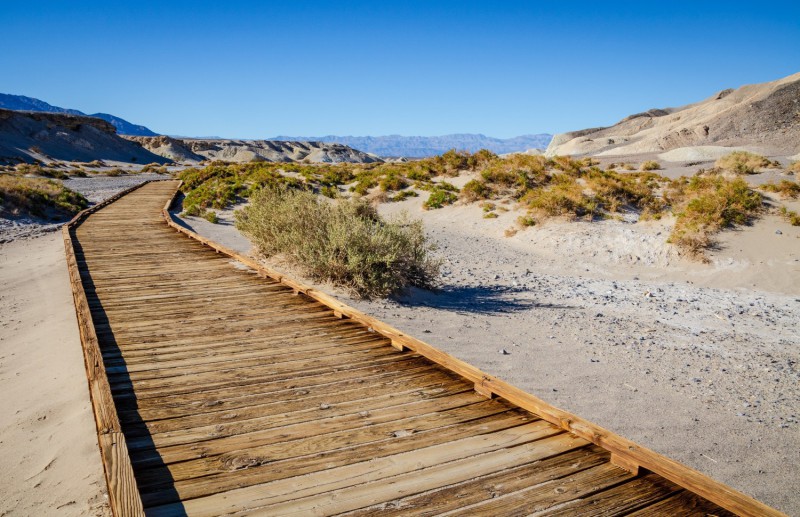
xmin=546 ymin=72 xmax=800 ymax=157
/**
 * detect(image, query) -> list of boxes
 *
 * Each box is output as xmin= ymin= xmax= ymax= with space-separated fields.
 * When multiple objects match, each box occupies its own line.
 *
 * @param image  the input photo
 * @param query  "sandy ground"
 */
xmin=0 ymin=235 xmax=110 ymax=517
xmin=180 ymin=180 xmax=800 ymax=515
xmin=0 ymin=176 xmax=161 ymax=516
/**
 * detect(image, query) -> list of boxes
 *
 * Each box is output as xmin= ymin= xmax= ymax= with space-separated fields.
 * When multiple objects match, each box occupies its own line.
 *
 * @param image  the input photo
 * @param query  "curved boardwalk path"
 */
xmin=67 ymin=181 xmax=757 ymax=516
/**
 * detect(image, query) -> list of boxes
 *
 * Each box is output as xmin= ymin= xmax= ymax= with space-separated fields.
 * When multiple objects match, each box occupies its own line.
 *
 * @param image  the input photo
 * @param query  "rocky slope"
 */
xmin=0 ymin=109 xmax=167 ymax=164
xmin=269 ymin=133 xmax=553 ymax=157
xmin=127 ymin=136 xmax=381 ymax=164
xmin=546 ymin=72 xmax=800 ymax=157
xmin=0 ymin=93 xmax=157 ymax=136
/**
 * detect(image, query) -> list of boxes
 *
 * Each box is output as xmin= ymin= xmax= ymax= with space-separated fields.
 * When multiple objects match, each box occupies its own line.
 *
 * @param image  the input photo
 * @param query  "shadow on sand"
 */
xmin=394 ymin=284 xmax=576 ymax=314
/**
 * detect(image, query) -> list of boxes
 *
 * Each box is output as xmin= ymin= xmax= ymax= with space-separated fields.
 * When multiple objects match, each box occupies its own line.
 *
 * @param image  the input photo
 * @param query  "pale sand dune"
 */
xmin=0 ymin=234 xmax=110 ymax=516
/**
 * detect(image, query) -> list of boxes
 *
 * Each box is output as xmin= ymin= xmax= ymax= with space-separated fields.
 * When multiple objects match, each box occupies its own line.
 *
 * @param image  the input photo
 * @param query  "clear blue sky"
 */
xmin=2 ymin=1 xmax=798 ymax=138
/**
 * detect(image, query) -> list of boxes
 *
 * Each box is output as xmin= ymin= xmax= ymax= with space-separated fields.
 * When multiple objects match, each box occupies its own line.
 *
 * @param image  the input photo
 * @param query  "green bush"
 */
xmin=236 ymin=187 xmax=440 ymax=298
xmin=389 ymin=190 xmax=419 ymax=202
xmin=423 ymin=185 xmax=458 ymax=210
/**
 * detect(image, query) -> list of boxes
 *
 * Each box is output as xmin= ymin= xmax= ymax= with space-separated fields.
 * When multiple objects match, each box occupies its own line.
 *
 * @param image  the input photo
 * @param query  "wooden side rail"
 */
xmin=161 ymin=180 xmax=784 ymax=517
xmin=63 ymin=180 xmax=167 ymax=516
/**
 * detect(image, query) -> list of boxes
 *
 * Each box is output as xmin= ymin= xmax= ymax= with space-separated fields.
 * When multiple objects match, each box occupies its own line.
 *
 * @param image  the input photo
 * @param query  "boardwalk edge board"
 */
xmin=63 ymin=180 xmax=161 ymax=516
xmin=62 ymin=179 xmax=784 ymax=516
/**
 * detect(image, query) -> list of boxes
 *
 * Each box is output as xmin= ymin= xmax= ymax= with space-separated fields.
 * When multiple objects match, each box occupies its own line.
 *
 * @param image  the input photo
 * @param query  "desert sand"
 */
xmin=0 ymin=234 xmax=110 ymax=517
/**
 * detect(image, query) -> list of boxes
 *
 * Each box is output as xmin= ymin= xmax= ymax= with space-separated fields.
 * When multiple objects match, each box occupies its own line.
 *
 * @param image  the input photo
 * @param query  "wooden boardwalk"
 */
xmin=63 ymin=180 xmax=780 ymax=516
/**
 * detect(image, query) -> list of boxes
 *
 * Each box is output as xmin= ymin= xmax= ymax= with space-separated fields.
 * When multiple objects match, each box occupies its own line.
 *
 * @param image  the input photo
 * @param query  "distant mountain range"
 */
xmin=269 ymin=134 xmax=553 ymax=158
xmin=0 ymin=93 xmax=158 ymax=136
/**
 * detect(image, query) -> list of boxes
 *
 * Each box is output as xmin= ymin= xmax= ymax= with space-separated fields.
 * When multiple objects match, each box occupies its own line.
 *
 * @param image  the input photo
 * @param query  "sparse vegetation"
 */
xmin=173 ymin=150 xmax=772 ymax=259
xmin=640 ymin=160 xmax=661 ymax=171
xmin=236 ymin=187 xmax=440 ymax=298
xmin=778 ymin=206 xmax=800 ymax=226
xmin=0 ymin=176 xmax=88 ymax=219
xmin=761 ymin=180 xmax=800 ymax=199
xmin=715 ymin=151 xmax=777 ymax=174
xmin=423 ymin=183 xmax=458 ymax=210
xmin=788 ymin=161 xmax=800 ymax=175
xmin=667 ymin=175 xmax=763 ymax=255
xmin=203 ymin=210 xmax=219 ymax=223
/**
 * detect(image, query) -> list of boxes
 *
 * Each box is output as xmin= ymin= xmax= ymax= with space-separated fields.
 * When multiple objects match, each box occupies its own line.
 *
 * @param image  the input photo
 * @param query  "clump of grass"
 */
xmin=667 ymin=175 xmax=763 ymax=255
xmin=105 ymin=168 xmax=126 ymax=177
xmin=715 ymin=151 xmax=775 ymax=174
xmin=788 ymin=161 xmax=800 ymax=175
xmin=0 ymin=176 xmax=88 ymax=219
xmin=202 ymin=210 xmax=219 ymax=223
xmin=236 ymin=187 xmax=440 ymax=298
xmin=761 ymin=180 xmax=800 ymax=199
xmin=640 ymin=160 xmax=661 ymax=171
xmin=778 ymin=206 xmax=800 ymax=226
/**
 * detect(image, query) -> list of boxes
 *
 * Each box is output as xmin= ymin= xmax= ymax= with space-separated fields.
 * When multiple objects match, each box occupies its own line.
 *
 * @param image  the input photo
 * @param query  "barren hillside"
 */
xmin=546 ymin=72 xmax=800 ymax=157
xmin=0 ymin=109 xmax=167 ymax=164
xmin=127 ymin=136 xmax=381 ymax=163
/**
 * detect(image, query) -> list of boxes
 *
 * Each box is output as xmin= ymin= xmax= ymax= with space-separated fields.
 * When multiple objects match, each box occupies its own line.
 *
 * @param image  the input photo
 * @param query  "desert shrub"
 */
xmin=779 ymin=206 xmax=800 ymax=226
xmin=585 ymin=170 xmax=666 ymax=214
xmin=379 ymin=170 xmax=408 ymax=192
xmin=761 ymin=180 xmax=800 ymax=199
xmin=70 ymin=168 xmax=88 ymax=178
xmin=550 ymin=155 xmax=584 ymax=176
xmin=86 ymin=160 xmax=106 ymax=168
xmin=522 ymin=175 xmax=599 ymax=219
xmin=236 ymin=187 xmax=440 ymax=297
xmin=0 ymin=176 xmax=88 ymax=219
xmin=423 ymin=185 xmax=458 ymax=209
xmin=141 ymin=162 xmax=163 ymax=173
xmin=640 ymin=160 xmax=661 ymax=171
xmin=320 ymin=166 xmax=354 ymax=186
xmin=715 ymin=151 xmax=773 ymax=174
xmin=203 ymin=210 xmax=219 ymax=224
xmin=105 ymin=168 xmax=125 ymax=177
xmin=517 ymin=215 xmax=537 ymax=227
xmin=460 ymin=179 xmax=490 ymax=201
xmin=389 ymin=190 xmax=419 ymax=202
xmin=668 ymin=175 xmax=763 ymax=254
xmin=483 ymin=211 xmax=498 ymax=219
xmin=320 ymin=185 xmax=339 ymax=198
